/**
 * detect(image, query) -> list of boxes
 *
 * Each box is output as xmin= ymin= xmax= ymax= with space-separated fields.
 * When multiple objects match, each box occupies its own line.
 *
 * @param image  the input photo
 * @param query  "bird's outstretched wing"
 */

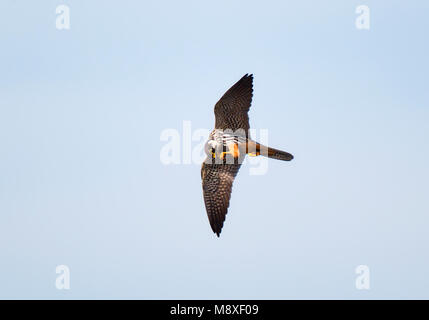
xmin=201 ymin=161 xmax=242 ymax=236
xmin=214 ymin=74 xmax=253 ymax=133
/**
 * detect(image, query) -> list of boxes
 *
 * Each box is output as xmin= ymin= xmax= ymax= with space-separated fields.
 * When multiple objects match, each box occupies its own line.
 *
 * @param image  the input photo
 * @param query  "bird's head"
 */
xmin=204 ymin=140 xmax=220 ymax=158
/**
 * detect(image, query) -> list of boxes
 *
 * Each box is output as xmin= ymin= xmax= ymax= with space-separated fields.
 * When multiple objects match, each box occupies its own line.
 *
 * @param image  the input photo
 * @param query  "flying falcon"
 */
xmin=201 ymin=74 xmax=294 ymax=237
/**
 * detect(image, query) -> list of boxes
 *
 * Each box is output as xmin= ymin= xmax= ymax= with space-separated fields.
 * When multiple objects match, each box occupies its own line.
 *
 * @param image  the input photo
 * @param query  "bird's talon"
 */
xmin=219 ymin=151 xmax=230 ymax=159
xmin=248 ymin=152 xmax=260 ymax=157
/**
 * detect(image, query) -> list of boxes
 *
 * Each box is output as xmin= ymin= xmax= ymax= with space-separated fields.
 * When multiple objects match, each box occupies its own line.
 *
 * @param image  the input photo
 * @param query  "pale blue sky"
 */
xmin=0 ymin=0 xmax=428 ymax=299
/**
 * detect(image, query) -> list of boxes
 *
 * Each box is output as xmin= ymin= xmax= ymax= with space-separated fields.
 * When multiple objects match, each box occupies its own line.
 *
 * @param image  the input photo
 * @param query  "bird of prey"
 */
xmin=201 ymin=74 xmax=294 ymax=237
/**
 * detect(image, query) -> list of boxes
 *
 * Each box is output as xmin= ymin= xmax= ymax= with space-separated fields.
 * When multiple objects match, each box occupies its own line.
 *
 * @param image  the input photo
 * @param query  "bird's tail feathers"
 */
xmin=246 ymin=140 xmax=293 ymax=161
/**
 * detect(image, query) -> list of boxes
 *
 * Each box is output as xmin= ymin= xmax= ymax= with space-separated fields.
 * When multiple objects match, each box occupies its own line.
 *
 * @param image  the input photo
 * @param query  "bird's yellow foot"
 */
xmin=220 ymin=143 xmax=240 ymax=159
xmin=247 ymin=151 xmax=260 ymax=157
xmin=219 ymin=151 xmax=231 ymax=159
